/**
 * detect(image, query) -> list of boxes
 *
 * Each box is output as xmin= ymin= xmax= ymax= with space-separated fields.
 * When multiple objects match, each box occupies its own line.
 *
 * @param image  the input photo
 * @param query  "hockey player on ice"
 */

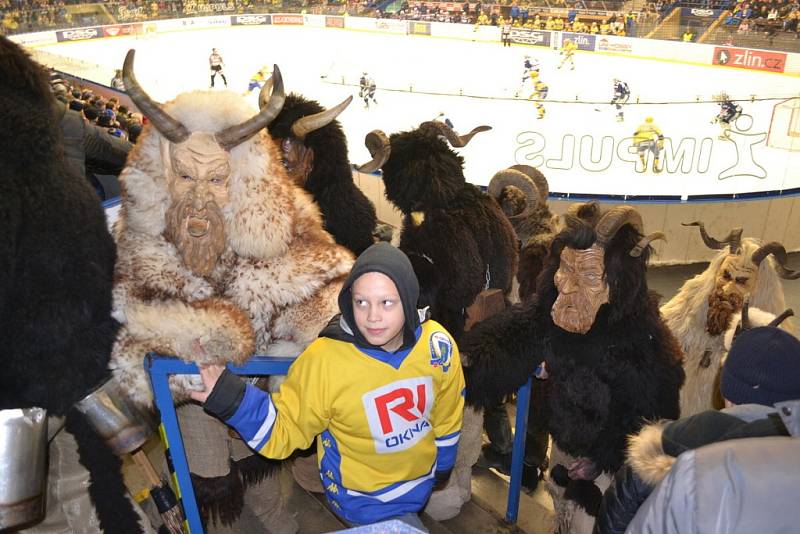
xmin=208 ymin=47 xmax=227 ymax=88
xmin=558 ymin=38 xmax=577 ymax=70
xmin=245 ymin=65 xmax=270 ymax=95
xmin=633 ymin=116 xmax=664 ymax=173
xmin=359 ymin=72 xmax=378 ymax=109
xmin=529 ymin=77 xmax=548 ymax=119
xmin=713 ymin=94 xmax=743 ymax=139
xmin=611 ymin=78 xmax=630 ymax=122
xmin=522 ymin=55 xmax=540 ymax=81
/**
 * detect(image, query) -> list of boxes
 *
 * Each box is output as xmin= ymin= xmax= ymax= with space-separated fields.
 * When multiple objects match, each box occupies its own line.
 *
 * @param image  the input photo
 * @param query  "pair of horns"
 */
xmin=595 ymin=206 xmax=666 ymax=257
xmin=686 ymin=223 xmax=799 ymax=280
xmin=683 ymin=221 xmax=743 ymax=254
xmin=487 ymin=166 xmax=549 ymax=240
xmin=356 ymin=120 xmax=492 ymax=173
xmin=123 ymin=49 xmax=285 ymax=150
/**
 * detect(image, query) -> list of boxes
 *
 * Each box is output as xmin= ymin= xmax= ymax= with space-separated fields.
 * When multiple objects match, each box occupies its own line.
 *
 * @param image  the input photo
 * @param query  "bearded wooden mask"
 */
xmin=552 ymin=244 xmax=609 ymax=334
xmin=163 ymin=133 xmax=231 ymax=277
xmin=120 ymin=48 xmax=287 ymax=277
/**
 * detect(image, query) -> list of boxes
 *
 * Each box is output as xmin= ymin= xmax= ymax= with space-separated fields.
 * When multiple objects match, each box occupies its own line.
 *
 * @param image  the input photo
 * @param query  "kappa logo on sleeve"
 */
xmin=362 ymin=377 xmax=433 ymax=453
xmin=429 ymin=332 xmax=452 ymax=372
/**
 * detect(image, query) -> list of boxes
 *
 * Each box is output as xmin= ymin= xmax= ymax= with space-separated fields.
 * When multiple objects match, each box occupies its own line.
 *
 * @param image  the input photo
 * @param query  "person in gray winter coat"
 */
xmin=593 ymin=314 xmax=800 ymax=534
xmin=626 ymin=402 xmax=799 ymax=534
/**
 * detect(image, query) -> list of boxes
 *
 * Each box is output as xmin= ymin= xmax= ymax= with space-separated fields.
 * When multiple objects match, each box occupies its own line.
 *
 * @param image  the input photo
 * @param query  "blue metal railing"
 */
xmin=146 ymin=353 xmax=533 ymax=532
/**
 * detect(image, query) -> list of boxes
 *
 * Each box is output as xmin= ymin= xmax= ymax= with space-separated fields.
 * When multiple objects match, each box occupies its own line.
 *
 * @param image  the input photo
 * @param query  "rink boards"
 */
xmin=14 ymin=15 xmax=800 ymax=261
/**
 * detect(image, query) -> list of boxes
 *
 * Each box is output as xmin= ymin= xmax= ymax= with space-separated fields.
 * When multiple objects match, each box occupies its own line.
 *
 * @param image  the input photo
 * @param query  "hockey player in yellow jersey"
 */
xmin=245 ymin=66 xmax=270 ymax=95
xmin=558 ymin=38 xmax=578 ymax=70
xmin=192 ymin=243 xmax=465 ymax=529
xmin=529 ymin=78 xmax=548 ymax=119
xmin=633 ymin=117 xmax=665 ymax=173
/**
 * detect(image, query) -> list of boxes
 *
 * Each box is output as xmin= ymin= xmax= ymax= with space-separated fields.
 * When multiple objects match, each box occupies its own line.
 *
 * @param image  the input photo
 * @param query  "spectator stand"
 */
xmin=146 ymin=353 xmax=536 ymax=533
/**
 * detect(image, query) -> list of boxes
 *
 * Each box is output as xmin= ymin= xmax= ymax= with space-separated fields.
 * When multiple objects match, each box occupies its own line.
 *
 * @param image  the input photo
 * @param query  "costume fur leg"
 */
xmin=176 ymin=403 xmax=292 ymax=532
xmin=425 ymin=406 xmax=483 ymax=520
xmin=546 ymin=444 xmax=611 ymax=534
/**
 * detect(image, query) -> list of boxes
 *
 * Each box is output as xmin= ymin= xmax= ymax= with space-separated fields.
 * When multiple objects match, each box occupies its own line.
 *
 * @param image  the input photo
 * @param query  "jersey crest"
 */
xmin=428 ymin=331 xmax=453 ymax=373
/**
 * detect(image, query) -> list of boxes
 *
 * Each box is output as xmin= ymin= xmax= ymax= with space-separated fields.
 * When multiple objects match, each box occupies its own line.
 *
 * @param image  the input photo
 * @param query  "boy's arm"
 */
xmin=430 ymin=341 xmax=466 ymax=479
xmin=203 ymin=352 xmax=329 ymax=459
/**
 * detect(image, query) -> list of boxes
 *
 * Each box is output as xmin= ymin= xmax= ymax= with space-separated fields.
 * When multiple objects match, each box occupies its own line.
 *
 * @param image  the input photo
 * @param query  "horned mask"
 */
xmin=122 ymin=49 xmax=285 ymax=276
xmin=684 ymin=222 xmax=800 ymax=335
xmin=551 ymin=206 xmax=665 ymax=334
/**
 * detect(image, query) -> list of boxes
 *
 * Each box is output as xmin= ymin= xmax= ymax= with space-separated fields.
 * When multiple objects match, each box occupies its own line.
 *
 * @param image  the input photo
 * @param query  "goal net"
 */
xmin=767 ymin=97 xmax=800 ymax=150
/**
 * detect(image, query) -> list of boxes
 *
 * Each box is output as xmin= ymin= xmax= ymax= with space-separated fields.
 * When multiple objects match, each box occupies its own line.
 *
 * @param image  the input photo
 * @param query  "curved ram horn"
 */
xmin=487 ymin=169 xmax=540 ymax=220
xmin=630 ymin=232 xmax=667 ymax=258
xmin=258 ymin=75 xmax=274 ymax=109
xmin=768 ymin=308 xmax=794 ymax=328
xmin=215 ymin=64 xmax=285 ymax=151
xmin=356 ymin=130 xmax=391 ymax=173
xmin=289 ymin=96 xmax=353 ymax=140
xmin=683 ymin=221 xmax=744 ymax=254
xmin=752 ymin=242 xmax=800 ymax=280
xmin=122 ymin=49 xmax=189 ymax=144
xmin=420 ymin=121 xmax=492 ymax=147
xmin=509 ymin=164 xmax=549 ymax=203
xmin=595 ymin=206 xmax=644 ymax=248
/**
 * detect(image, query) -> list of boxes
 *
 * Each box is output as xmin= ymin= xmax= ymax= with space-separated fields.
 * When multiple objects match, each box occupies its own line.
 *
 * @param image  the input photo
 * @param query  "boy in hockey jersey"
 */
xmin=191 ymin=242 xmax=465 ymax=529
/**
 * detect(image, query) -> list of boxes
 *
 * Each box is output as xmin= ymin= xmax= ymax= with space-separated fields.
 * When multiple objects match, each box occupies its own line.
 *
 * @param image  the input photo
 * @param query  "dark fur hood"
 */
xmin=267 ymin=93 xmax=351 ymax=194
xmin=381 ymin=128 xmax=467 ymax=213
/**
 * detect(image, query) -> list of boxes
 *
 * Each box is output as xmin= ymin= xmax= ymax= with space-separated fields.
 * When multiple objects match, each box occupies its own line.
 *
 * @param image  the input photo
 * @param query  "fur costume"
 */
xmin=660 ymin=223 xmax=797 ymax=417
xmin=108 ymin=53 xmax=353 ymax=529
xmin=356 ymin=121 xmax=518 ymax=519
xmin=268 ymin=93 xmax=378 ymax=255
xmin=461 ymin=202 xmax=684 ymax=532
xmin=488 ymin=165 xmax=556 ymax=302
xmin=357 ymin=121 xmax=518 ymax=341
xmin=0 ymin=36 xmax=148 ymax=533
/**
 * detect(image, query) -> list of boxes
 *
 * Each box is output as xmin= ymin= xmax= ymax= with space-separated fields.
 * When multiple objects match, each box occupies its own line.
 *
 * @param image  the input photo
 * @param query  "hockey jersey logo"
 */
xmin=363 ymin=377 xmax=433 ymax=453
xmin=429 ymin=331 xmax=452 ymax=372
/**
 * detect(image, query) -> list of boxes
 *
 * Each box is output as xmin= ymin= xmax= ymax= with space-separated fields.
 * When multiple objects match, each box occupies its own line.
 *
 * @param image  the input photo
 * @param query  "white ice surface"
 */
xmin=38 ymin=24 xmax=800 ymax=197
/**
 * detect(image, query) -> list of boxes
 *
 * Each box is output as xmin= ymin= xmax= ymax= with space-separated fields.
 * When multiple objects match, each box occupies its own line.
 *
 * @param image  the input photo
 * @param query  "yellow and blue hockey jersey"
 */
xmin=213 ymin=318 xmax=465 ymax=525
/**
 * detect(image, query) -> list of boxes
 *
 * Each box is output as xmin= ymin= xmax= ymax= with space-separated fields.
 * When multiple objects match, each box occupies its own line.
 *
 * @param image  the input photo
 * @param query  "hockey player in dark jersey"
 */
xmin=612 ymin=78 xmax=630 ymax=122
xmin=714 ymin=97 xmax=743 ymax=139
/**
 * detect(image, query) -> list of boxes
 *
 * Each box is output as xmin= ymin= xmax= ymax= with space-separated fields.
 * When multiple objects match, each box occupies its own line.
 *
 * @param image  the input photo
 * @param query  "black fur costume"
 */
xmin=490 ymin=165 xmax=555 ymax=302
xmin=461 ymin=203 xmax=684 ymax=514
xmin=268 ymin=93 xmax=377 ymax=255
xmin=359 ymin=121 xmax=518 ymax=341
xmin=0 ymin=36 xmax=143 ymax=533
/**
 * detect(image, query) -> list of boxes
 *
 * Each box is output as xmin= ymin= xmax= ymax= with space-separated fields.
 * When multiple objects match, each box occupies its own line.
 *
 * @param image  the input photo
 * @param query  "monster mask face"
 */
xmin=552 ymin=243 xmax=610 ymax=334
xmin=163 ymin=133 xmax=231 ymax=277
xmin=706 ymin=254 xmax=758 ymax=335
xmin=120 ymin=48 xmax=287 ymax=275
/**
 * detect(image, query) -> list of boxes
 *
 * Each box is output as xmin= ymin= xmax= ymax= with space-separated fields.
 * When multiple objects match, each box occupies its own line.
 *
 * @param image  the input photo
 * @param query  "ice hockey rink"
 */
xmin=34 ymin=23 xmax=800 ymax=199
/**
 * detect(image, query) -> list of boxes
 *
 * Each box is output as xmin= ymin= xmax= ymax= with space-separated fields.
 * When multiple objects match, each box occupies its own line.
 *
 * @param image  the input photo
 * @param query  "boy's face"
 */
xmin=352 ymin=272 xmax=405 ymax=351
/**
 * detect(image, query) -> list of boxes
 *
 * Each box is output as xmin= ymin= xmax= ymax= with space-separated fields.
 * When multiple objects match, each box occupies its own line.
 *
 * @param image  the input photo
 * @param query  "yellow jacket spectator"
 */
xmin=682 ymin=30 xmax=694 ymax=41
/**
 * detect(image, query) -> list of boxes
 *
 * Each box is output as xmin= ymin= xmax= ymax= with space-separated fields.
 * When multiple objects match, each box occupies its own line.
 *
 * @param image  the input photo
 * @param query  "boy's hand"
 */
xmin=189 ymin=364 xmax=226 ymax=404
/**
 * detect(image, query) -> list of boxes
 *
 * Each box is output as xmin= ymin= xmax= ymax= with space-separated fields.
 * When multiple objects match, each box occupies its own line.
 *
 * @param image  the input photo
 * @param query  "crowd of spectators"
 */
xmin=2 ymin=0 xmax=73 ymax=33
xmin=51 ymin=74 xmax=143 ymax=142
xmin=390 ymin=1 xmax=638 ymax=35
xmin=724 ymin=0 xmax=800 ymax=37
